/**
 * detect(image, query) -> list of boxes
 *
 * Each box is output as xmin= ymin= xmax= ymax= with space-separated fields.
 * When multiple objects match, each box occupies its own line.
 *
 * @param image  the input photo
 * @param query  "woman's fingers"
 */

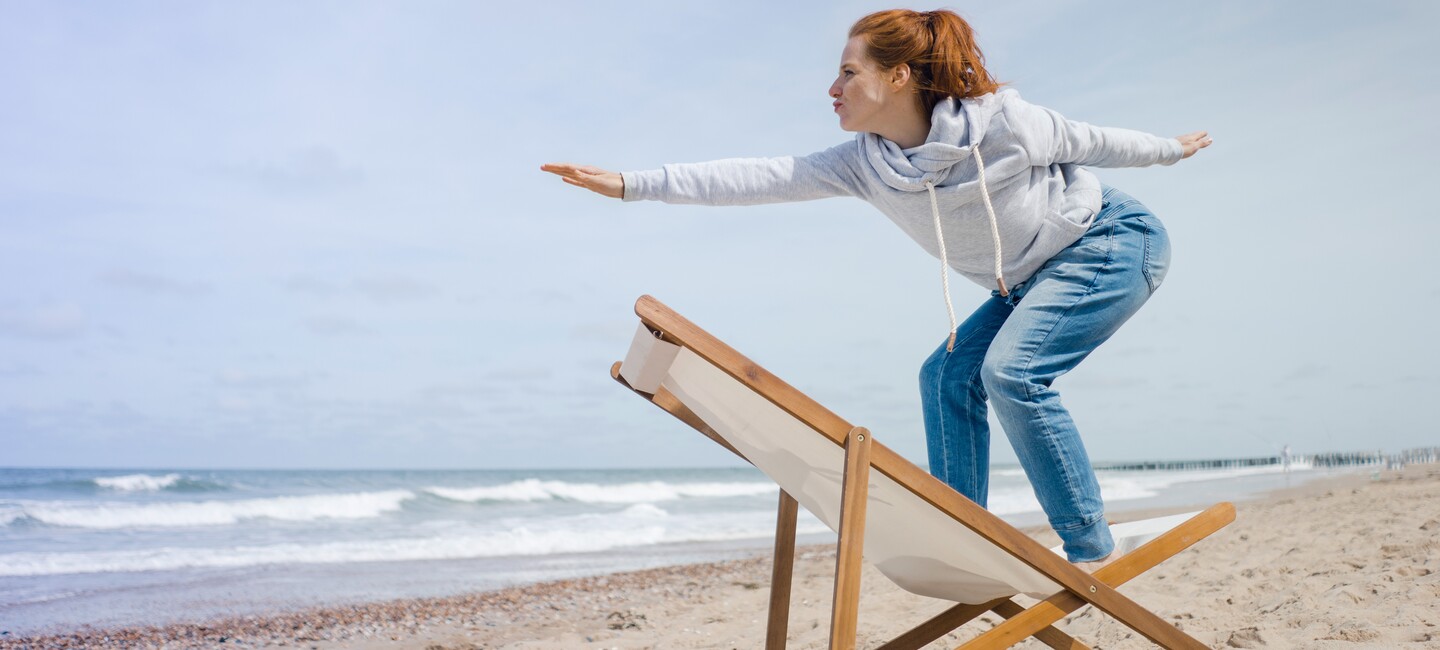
xmin=541 ymin=162 xmax=585 ymax=179
xmin=1176 ymin=131 xmax=1213 ymax=159
xmin=541 ymin=162 xmax=624 ymax=199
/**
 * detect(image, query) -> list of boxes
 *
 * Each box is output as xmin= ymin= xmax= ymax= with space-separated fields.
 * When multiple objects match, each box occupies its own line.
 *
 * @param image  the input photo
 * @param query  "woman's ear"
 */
xmin=889 ymin=64 xmax=912 ymax=91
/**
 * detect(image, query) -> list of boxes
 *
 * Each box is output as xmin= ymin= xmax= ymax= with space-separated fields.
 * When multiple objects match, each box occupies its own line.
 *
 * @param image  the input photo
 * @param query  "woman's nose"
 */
xmin=829 ymin=82 xmax=841 ymax=98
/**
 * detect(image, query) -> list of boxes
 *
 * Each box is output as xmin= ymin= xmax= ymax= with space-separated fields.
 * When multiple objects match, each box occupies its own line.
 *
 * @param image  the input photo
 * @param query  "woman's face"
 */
xmin=829 ymin=36 xmax=904 ymax=133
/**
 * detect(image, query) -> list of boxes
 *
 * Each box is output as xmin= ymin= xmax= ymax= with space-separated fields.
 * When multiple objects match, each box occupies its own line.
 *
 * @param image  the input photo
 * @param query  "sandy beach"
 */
xmin=5 ymin=465 xmax=1437 ymax=649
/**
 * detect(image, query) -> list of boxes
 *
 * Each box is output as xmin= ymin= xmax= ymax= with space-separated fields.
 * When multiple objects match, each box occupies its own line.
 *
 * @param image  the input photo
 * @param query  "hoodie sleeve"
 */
xmin=620 ymin=141 xmax=861 ymax=205
xmin=1002 ymin=95 xmax=1184 ymax=168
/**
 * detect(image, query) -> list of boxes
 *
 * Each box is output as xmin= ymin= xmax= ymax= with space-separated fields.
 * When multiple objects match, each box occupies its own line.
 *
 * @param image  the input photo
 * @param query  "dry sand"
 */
xmin=5 ymin=465 xmax=1437 ymax=649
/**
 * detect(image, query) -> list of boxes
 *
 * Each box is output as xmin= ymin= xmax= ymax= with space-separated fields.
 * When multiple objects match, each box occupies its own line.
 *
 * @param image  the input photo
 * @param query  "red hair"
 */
xmin=849 ymin=9 xmax=1002 ymax=115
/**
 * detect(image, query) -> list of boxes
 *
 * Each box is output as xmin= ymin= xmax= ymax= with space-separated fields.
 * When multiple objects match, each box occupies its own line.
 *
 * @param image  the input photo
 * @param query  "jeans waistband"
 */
xmin=1096 ymin=185 xmax=1146 ymax=225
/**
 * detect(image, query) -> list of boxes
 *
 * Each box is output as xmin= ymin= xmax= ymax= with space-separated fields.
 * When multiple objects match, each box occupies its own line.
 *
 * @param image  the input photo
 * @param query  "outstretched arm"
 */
xmin=541 ymin=142 xmax=861 ymax=206
xmin=1004 ymin=94 xmax=1212 ymax=168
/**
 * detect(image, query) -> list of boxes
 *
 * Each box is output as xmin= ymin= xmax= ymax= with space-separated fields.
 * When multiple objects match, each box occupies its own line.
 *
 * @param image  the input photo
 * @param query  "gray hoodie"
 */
xmin=621 ymin=89 xmax=1182 ymax=291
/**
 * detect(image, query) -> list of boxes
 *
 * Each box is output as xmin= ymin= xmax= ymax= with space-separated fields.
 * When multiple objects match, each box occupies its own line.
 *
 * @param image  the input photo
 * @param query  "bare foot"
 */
xmin=1023 ymin=552 xmax=1122 ymax=599
xmin=1074 ymin=552 xmax=1118 ymax=573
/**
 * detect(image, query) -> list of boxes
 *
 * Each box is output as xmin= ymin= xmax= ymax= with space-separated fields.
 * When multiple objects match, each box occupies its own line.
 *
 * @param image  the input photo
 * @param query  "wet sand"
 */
xmin=5 ymin=465 xmax=1437 ymax=649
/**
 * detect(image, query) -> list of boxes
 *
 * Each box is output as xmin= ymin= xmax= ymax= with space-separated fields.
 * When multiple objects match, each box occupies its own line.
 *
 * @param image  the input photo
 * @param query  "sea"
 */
xmin=0 ymin=462 xmax=1339 ymax=635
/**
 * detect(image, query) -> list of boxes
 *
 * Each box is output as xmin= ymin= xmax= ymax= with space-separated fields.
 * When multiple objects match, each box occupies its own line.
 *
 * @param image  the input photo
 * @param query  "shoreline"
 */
xmin=4 ymin=464 xmax=1436 ymax=649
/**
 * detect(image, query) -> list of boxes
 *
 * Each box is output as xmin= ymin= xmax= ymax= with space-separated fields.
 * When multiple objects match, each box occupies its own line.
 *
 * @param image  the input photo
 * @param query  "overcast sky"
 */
xmin=2 ymin=1 xmax=1437 ymax=469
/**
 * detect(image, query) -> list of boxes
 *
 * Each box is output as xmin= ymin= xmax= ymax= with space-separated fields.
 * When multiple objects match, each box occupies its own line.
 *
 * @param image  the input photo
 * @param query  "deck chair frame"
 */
xmin=611 ymin=295 xmax=1234 ymax=650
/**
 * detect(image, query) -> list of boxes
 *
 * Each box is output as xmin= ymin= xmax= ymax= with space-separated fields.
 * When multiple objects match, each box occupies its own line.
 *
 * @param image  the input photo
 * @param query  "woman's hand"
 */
xmin=540 ymin=163 xmax=624 ymax=199
xmin=1176 ymin=131 xmax=1213 ymax=159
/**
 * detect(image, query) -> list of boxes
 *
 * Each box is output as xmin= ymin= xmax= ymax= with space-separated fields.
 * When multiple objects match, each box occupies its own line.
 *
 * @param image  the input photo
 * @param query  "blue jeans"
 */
xmin=918 ymin=186 xmax=1171 ymax=562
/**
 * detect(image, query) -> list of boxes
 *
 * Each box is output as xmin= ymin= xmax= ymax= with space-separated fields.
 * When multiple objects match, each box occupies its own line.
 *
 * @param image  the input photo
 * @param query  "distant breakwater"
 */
xmin=1095 ymin=446 xmax=1439 ymax=472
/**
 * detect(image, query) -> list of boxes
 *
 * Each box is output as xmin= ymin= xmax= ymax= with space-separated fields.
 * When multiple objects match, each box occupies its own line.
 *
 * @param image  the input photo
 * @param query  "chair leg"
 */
xmin=990 ymin=600 xmax=1090 ymax=650
xmin=872 ymin=599 xmax=1002 ymax=650
xmin=829 ymin=427 xmax=872 ymax=650
xmin=766 ymin=489 xmax=799 ymax=650
xmin=872 ymin=598 xmax=1083 ymax=650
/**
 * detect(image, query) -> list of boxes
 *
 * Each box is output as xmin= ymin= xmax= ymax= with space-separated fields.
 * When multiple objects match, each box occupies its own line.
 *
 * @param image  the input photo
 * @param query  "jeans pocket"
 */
xmin=1141 ymin=217 xmax=1172 ymax=293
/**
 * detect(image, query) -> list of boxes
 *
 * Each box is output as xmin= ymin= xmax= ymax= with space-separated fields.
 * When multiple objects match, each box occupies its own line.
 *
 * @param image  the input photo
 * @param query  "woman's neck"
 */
xmin=876 ymin=101 xmax=932 ymax=149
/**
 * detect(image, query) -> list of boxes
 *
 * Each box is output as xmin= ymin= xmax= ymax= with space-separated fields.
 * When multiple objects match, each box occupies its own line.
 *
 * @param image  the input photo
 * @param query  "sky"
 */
xmin=1 ymin=1 xmax=1437 ymax=469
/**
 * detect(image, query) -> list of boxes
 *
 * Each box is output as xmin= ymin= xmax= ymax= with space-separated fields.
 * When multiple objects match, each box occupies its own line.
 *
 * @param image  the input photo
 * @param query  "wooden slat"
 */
xmin=635 ymin=296 xmax=854 ymax=447
xmin=990 ymin=600 xmax=1089 ymax=650
xmin=957 ymin=503 xmax=1236 ymax=649
xmin=873 ymin=600 xmax=1002 ymax=650
xmin=766 ymin=490 xmax=800 ymax=650
xmin=829 ymin=427 xmax=872 ymax=650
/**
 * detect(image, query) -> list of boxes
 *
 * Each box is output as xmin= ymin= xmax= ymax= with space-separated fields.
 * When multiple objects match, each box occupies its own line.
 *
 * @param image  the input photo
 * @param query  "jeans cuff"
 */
xmin=1058 ymin=516 xmax=1114 ymax=563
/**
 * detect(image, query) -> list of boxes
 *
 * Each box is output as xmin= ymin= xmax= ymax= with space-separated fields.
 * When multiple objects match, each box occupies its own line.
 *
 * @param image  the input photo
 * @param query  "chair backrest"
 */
xmin=622 ymin=316 xmax=1061 ymax=602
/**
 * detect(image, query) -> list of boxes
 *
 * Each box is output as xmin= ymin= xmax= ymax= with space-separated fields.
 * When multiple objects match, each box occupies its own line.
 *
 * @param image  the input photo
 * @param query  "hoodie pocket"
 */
xmin=1035 ymin=209 xmax=1093 ymax=258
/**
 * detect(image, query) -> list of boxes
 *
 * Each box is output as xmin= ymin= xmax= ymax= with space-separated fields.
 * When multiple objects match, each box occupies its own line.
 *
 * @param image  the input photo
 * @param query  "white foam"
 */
xmin=987 ymin=488 xmax=1043 ymax=516
xmin=1097 ymin=477 xmax=1161 ymax=502
xmin=93 ymin=473 xmax=182 ymax=491
xmin=0 ymin=525 xmax=649 ymax=576
xmin=424 ymin=479 xmax=775 ymax=504
xmin=1097 ymin=462 xmax=1311 ymax=499
xmin=983 ymin=463 xmax=1315 ymax=516
xmin=620 ymin=503 xmax=668 ymax=518
xmin=0 ymin=505 xmax=833 ymax=577
xmin=20 ymin=490 xmax=414 ymax=529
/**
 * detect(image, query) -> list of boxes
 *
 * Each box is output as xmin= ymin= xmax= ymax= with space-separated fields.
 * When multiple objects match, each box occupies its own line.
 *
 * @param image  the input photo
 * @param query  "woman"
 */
xmin=542 ymin=9 xmax=1211 ymax=567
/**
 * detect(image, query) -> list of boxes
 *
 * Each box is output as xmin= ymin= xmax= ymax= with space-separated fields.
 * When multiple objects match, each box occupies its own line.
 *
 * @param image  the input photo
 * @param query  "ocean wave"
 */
xmin=1097 ymin=462 xmax=1309 ymax=496
xmin=986 ymin=463 xmax=1313 ymax=515
xmin=15 ymin=490 xmax=415 ymax=529
xmin=424 ymin=479 xmax=776 ymax=504
xmin=0 ymin=506 xmax=830 ymax=577
xmin=0 ymin=474 xmax=226 ymax=494
xmin=93 ymin=473 xmax=183 ymax=491
xmin=986 ymin=482 xmax=1158 ymax=515
xmin=0 ymin=527 xmax=661 ymax=577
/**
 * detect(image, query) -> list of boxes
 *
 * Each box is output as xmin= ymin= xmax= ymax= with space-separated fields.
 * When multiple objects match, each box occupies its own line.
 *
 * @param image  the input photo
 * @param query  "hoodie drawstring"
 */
xmin=971 ymin=146 xmax=1009 ymax=298
xmin=925 ymin=180 xmax=959 ymax=352
xmin=927 ymin=146 xmax=1008 ymax=353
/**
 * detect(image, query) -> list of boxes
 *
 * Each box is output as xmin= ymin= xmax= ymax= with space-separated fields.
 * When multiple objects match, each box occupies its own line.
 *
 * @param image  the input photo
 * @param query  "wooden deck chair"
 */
xmin=611 ymin=295 xmax=1235 ymax=650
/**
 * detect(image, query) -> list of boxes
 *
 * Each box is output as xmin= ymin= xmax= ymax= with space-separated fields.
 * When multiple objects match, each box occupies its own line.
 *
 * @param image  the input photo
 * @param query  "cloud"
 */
xmin=99 ymin=269 xmax=210 ymax=297
xmin=1278 ymin=363 xmax=1329 ymax=383
xmin=0 ymin=303 xmax=87 ymax=340
xmin=223 ymin=146 xmax=363 ymax=195
xmin=483 ymin=367 xmax=553 ymax=383
xmin=282 ymin=275 xmax=343 ymax=297
xmin=304 ymin=315 xmax=370 ymax=337
xmin=215 ymin=369 xmax=320 ymax=390
xmin=0 ymin=362 xmax=41 ymax=378
xmin=352 ymin=276 xmax=439 ymax=303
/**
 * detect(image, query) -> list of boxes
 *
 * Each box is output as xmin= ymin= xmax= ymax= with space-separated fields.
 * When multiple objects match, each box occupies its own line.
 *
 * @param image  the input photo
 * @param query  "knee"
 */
xmin=918 ymin=348 xmax=946 ymax=391
xmin=979 ymin=355 xmax=1030 ymax=402
xmin=919 ymin=346 xmax=986 ymax=401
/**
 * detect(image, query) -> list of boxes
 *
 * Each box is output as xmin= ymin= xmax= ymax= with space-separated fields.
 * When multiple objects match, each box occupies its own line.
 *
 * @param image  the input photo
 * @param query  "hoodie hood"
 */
xmin=857 ymin=92 xmax=1007 ymax=192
